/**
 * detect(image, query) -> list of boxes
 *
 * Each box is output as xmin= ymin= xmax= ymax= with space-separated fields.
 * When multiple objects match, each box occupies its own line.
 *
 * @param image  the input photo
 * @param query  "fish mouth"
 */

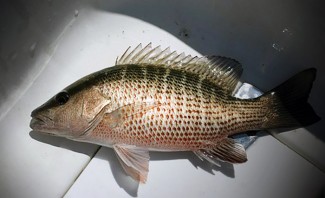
xmin=30 ymin=117 xmax=49 ymax=132
xmin=30 ymin=117 xmax=45 ymax=129
xmin=30 ymin=114 xmax=54 ymax=132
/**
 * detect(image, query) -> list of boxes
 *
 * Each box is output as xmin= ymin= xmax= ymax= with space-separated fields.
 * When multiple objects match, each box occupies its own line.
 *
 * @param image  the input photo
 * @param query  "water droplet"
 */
xmin=282 ymin=28 xmax=293 ymax=36
xmin=74 ymin=10 xmax=79 ymax=17
xmin=29 ymin=42 xmax=37 ymax=58
xmin=272 ymin=43 xmax=284 ymax=52
xmin=178 ymin=28 xmax=190 ymax=38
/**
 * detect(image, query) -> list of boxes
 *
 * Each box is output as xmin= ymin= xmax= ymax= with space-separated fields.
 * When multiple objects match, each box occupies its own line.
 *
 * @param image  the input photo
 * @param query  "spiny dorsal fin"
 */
xmin=116 ymin=43 xmax=243 ymax=93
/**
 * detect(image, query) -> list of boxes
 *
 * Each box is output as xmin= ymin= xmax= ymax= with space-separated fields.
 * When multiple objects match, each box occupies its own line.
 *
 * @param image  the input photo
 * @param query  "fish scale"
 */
xmin=89 ymin=64 xmax=266 ymax=150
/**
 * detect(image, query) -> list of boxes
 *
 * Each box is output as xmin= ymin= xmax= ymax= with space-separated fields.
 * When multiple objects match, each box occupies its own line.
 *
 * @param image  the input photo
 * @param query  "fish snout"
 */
xmin=30 ymin=110 xmax=54 ymax=131
xmin=30 ymin=117 xmax=45 ymax=130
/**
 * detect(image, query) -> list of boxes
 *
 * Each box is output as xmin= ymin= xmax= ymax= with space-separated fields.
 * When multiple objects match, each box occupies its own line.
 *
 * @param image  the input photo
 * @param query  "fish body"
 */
xmin=30 ymin=43 xmax=320 ymax=183
xmin=79 ymin=64 xmax=263 ymax=150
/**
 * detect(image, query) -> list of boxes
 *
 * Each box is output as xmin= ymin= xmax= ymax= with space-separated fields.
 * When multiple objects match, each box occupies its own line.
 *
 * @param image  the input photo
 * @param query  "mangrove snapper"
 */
xmin=30 ymin=43 xmax=320 ymax=183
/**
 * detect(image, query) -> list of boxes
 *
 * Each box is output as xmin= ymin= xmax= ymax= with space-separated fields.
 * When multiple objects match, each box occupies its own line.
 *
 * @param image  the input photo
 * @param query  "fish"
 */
xmin=30 ymin=43 xmax=320 ymax=183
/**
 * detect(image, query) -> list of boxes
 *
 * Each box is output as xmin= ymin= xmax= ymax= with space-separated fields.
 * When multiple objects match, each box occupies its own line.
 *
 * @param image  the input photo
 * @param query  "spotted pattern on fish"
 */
xmin=89 ymin=64 xmax=267 ymax=150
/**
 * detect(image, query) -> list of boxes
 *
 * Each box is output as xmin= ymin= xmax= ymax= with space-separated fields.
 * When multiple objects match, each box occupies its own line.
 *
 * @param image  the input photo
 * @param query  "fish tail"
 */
xmin=260 ymin=68 xmax=320 ymax=129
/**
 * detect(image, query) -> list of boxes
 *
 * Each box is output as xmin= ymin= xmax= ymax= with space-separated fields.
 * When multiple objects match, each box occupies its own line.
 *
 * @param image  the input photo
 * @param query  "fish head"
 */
xmin=30 ymin=83 xmax=111 ymax=139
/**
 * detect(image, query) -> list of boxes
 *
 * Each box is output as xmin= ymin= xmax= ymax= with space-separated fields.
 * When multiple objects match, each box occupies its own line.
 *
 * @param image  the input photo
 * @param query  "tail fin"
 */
xmin=260 ymin=68 xmax=320 ymax=129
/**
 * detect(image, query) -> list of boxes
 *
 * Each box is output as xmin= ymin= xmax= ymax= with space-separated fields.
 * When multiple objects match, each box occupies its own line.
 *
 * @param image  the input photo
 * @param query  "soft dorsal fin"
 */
xmin=116 ymin=43 xmax=243 ymax=93
xmin=184 ymin=55 xmax=243 ymax=94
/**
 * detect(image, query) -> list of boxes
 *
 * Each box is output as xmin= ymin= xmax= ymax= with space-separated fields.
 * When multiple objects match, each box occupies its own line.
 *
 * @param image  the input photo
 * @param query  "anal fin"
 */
xmin=114 ymin=145 xmax=150 ymax=183
xmin=194 ymin=138 xmax=247 ymax=166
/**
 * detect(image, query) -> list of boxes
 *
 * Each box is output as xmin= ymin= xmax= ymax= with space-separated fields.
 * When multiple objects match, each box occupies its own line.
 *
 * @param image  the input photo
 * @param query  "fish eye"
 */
xmin=55 ymin=91 xmax=70 ymax=105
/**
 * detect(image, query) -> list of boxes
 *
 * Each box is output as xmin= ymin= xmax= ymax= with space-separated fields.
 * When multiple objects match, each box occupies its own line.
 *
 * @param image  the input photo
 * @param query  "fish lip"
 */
xmin=30 ymin=117 xmax=45 ymax=129
xmin=30 ymin=114 xmax=54 ymax=129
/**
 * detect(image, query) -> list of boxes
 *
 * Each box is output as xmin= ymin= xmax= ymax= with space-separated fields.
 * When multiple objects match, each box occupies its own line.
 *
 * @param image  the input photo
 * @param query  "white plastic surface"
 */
xmin=1 ymin=0 xmax=324 ymax=197
xmin=64 ymin=135 xmax=325 ymax=198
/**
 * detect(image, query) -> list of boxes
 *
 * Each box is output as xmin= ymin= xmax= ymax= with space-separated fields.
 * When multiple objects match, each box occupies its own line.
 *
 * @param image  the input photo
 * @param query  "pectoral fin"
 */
xmin=79 ymin=102 xmax=157 ymax=139
xmin=113 ymin=144 xmax=150 ymax=183
xmin=194 ymin=138 xmax=247 ymax=166
xmin=105 ymin=102 xmax=158 ymax=128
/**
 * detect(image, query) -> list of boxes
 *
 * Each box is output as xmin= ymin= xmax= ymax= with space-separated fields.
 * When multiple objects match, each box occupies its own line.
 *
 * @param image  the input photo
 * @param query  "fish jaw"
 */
xmin=30 ymin=105 xmax=83 ymax=138
xmin=30 ymin=114 xmax=86 ymax=139
xmin=30 ymin=117 xmax=45 ymax=130
xmin=30 ymin=114 xmax=67 ymax=137
xmin=30 ymin=113 xmax=54 ymax=133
